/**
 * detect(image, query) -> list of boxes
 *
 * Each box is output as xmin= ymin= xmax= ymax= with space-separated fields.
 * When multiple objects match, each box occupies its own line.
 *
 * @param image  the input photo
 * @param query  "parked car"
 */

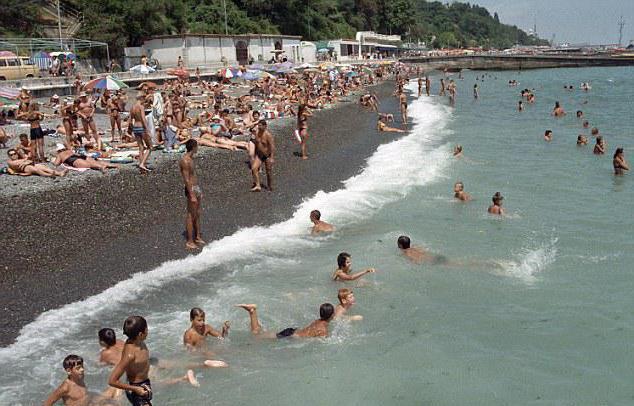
xmin=0 ymin=56 xmax=40 ymax=80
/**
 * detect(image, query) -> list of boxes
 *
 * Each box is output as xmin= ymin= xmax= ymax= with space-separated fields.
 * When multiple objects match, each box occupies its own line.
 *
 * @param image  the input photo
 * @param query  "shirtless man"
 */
xmin=453 ymin=181 xmax=471 ymax=201
xmin=107 ymin=93 xmax=123 ymax=142
xmin=593 ymin=136 xmax=606 ymax=155
xmin=397 ymin=235 xmax=449 ymax=265
xmin=333 ymin=288 xmax=363 ymax=321
xmin=7 ymin=149 xmax=67 ymax=177
xmin=235 ymin=303 xmax=335 ymax=338
xmin=417 ymin=77 xmax=423 ymax=97
xmin=53 ymin=144 xmax=118 ymax=172
xmin=78 ymin=92 xmax=101 ymax=150
xmin=544 ymin=130 xmax=553 ymax=142
xmin=332 ymin=252 xmax=376 ymax=282
xmin=439 ymin=78 xmax=446 ymax=96
xmin=183 ymin=307 xmax=230 ymax=350
xmin=130 ymin=95 xmax=152 ymax=172
xmin=399 ymin=91 xmax=408 ymax=125
xmin=310 ymin=209 xmax=335 ymax=234
xmin=251 ymin=120 xmax=275 ymax=192
xmin=425 ymin=76 xmax=431 ymax=96
xmin=180 ymin=139 xmax=204 ymax=250
xmin=552 ymin=101 xmax=566 ymax=117
xmin=613 ymin=148 xmax=630 ymax=175
xmin=487 ymin=192 xmax=505 ymax=215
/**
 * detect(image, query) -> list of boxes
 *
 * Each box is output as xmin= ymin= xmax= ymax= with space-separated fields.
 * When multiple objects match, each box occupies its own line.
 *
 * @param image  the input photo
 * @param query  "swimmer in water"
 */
xmin=183 ymin=307 xmax=230 ymax=350
xmin=552 ymin=101 xmax=566 ymax=117
xmin=377 ymin=117 xmax=406 ymax=133
xmin=310 ymin=209 xmax=335 ymax=235
xmin=593 ymin=136 xmax=606 ymax=155
xmin=577 ymin=135 xmax=588 ymax=146
xmin=544 ymin=130 xmax=553 ymax=142
xmin=582 ymin=120 xmax=590 ymax=129
xmin=235 ymin=303 xmax=335 ymax=338
xmin=98 ymin=328 xmax=125 ymax=366
xmin=613 ymin=148 xmax=629 ymax=175
xmin=518 ymin=100 xmax=524 ymax=112
xmin=487 ymin=192 xmax=505 ymax=215
xmin=331 ymin=252 xmax=376 ymax=282
xmin=454 ymin=181 xmax=471 ymax=201
xmin=333 ymin=288 xmax=363 ymax=320
xmin=591 ymin=127 xmax=599 ymax=137
xmin=473 ymin=84 xmax=479 ymax=100
xmin=576 ymin=110 xmax=584 ymax=119
xmin=397 ymin=235 xmax=449 ymax=265
xmin=453 ymin=145 xmax=463 ymax=158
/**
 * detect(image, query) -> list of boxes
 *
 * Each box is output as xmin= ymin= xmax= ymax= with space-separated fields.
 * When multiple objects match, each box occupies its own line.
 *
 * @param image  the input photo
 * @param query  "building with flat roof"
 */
xmin=321 ymin=31 xmax=402 ymax=61
xmin=129 ymin=34 xmax=305 ymax=68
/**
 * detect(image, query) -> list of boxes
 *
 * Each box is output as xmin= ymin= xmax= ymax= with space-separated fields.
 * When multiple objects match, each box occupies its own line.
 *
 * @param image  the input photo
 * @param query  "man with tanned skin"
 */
xmin=399 ymin=91 xmax=408 ymax=126
xmin=310 ymin=209 xmax=335 ymax=235
xmin=107 ymin=92 xmax=123 ymax=142
xmin=453 ymin=181 xmax=471 ymax=201
xmin=130 ymin=95 xmax=152 ymax=172
xmin=235 ymin=303 xmax=335 ymax=338
xmin=78 ymin=92 xmax=101 ymax=150
xmin=333 ymin=288 xmax=363 ymax=321
xmin=425 ymin=76 xmax=431 ymax=96
xmin=397 ymin=235 xmax=449 ymax=265
xmin=180 ymin=139 xmax=204 ymax=250
xmin=251 ymin=120 xmax=275 ymax=192
xmin=487 ymin=192 xmax=505 ymax=215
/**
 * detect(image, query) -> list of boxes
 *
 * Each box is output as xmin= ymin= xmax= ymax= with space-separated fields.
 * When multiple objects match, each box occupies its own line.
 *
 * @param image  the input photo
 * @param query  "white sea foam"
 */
xmin=495 ymin=237 xmax=558 ymax=283
xmin=0 ymin=81 xmax=453 ymax=401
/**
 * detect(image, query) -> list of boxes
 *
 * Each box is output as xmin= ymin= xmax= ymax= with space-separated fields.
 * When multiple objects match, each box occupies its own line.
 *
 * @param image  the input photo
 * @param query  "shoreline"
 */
xmin=0 ymin=80 xmax=403 ymax=347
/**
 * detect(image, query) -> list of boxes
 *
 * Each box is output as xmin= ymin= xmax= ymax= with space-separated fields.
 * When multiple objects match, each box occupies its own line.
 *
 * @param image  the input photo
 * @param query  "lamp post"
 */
xmin=57 ymin=0 xmax=63 ymax=50
xmin=222 ymin=0 xmax=228 ymax=35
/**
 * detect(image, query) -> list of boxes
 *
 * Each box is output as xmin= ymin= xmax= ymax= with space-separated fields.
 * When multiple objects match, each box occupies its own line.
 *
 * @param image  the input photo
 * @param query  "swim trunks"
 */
xmin=30 ymin=127 xmax=44 ymax=140
xmin=132 ymin=126 xmax=145 ymax=139
xmin=276 ymin=328 xmax=297 ymax=338
xmin=63 ymin=155 xmax=84 ymax=167
xmin=125 ymin=379 xmax=152 ymax=406
xmin=256 ymin=150 xmax=269 ymax=162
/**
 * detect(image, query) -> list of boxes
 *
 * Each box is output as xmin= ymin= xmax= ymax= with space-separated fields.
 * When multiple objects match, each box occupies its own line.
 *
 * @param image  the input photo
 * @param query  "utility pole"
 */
xmin=618 ymin=16 xmax=625 ymax=46
xmin=57 ymin=0 xmax=63 ymax=50
xmin=222 ymin=0 xmax=228 ymax=35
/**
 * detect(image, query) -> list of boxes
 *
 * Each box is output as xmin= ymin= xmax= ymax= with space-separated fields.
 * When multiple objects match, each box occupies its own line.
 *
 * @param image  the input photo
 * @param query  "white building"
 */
xmin=135 ymin=34 xmax=304 ymax=67
xmin=324 ymin=31 xmax=402 ymax=61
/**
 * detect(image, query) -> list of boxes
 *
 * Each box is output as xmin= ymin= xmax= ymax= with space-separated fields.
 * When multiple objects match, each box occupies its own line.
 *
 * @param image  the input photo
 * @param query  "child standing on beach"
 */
xmin=108 ymin=315 xmax=153 ymax=406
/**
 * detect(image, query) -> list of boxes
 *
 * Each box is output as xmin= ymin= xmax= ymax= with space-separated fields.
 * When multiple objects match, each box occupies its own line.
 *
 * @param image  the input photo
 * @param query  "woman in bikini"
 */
xmin=613 ymin=148 xmax=630 ymax=176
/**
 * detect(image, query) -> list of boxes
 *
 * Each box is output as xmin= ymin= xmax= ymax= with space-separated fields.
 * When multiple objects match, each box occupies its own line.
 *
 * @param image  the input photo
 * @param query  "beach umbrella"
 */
xmin=317 ymin=48 xmax=330 ymax=53
xmin=166 ymin=68 xmax=190 ymax=78
xmin=243 ymin=71 xmax=260 ymax=81
xmin=84 ymin=76 xmax=128 ymax=91
xmin=0 ymin=51 xmax=16 ymax=57
xmin=218 ymin=68 xmax=233 ymax=79
xmin=0 ymin=86 xmax=20 ymax=106
xmin=303 ymin=68 xmax=321 ymax=73
xmin=248 ymin=63 xmax=265 ymax=71
xmin=346 ymin=71 xmax=359 ymax=77
xmin=297 ymin=63 xmax=314 ymax=69
xmin=130 ymin=65 xmax=155 ymax=74
xmin=362 ymin=67 xmax=373 ymax=75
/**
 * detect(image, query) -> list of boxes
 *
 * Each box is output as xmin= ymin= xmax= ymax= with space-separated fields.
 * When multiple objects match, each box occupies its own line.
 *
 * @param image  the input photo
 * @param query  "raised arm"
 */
xmin=43 ymin=381 xmax=68 ymax=406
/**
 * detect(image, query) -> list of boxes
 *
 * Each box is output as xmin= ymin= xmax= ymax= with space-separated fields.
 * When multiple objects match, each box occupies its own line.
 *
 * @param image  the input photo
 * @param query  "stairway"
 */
xmin=39 ymin=0 xmax=84 ymax=39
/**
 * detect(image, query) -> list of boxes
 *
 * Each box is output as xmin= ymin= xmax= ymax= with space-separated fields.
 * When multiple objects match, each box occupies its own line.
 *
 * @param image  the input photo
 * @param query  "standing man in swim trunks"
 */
xmin=107 ymin=92 xmax=123 ymax=142
xmin=180 ymin=139 xmax=204 ymax=250
xmin=78 ymin=92 xmax=101 ymax=150
xmin=130 ymin=95 xmax=152 ymax=172
xmin=251 ymin=120 xmax=275 ymax=192
xmin=297 ymin=103 xmax=312 ymax=160
xmin=399 ymin=91 xmax=408 ymax=126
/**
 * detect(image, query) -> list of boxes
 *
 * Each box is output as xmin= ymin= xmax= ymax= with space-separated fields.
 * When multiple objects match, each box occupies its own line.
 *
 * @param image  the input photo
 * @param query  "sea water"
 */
xmin=1 ymin=66 xmax=633 ymax=405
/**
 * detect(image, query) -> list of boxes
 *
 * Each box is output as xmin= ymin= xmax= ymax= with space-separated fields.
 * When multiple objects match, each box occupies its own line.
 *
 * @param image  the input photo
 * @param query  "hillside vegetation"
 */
xmin=2 ymin=0 xmax=547 ymax=56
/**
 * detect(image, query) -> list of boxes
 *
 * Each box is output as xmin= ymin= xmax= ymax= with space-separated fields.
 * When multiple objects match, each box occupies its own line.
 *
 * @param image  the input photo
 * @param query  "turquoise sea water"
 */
xmin=1 ymin=66 xmax=633 ymax=405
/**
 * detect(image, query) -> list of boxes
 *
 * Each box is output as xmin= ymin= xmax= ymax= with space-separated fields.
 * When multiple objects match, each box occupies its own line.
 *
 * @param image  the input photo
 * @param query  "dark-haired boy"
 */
xmin=310 ymin=210 xmax=335 ymax=235
xmin=235 ymin=303 xmax=335 ymax=338
xmin=397 ymin=235 xmax=449 ymax=265
xmin=109 ymin=315 xmax=153 ymax=406
xmin=44 ymin=355 xmax=88 ymax=406
xmin=99 ymin=328 xmax=125 ymax=366
xmin=180 ymin=138 xmax=204 ymax=250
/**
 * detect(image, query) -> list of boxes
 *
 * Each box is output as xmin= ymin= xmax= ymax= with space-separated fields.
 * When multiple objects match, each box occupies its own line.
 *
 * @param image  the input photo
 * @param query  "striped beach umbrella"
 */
xmin=0 ymin=86 xmax=20 ymax=106
xmin=84 ymin=76 xmax=129 ymax=91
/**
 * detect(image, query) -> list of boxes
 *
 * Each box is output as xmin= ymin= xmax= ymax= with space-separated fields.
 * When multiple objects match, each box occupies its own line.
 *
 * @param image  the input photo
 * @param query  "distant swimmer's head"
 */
xmin=591 ymin=127 xmax=599 ymax=136
xmin=338 ymin=288 xmax=355 ymax=305
xmin=123 ymin=315 xmax=148 ymax=340
xmin=576 ymin=110 xmax=583 ymax=118
xmin=583 ymin=121 xmax=589 ymax=128
xmin=492 ymin=192 xmax=504 ymax=204
xmin=454 ymin=181 xmax=464 ymax=192
xmin=545 ymin=130 xmax=552 ymax=137
xmin=397 ymin=235 xmax=411 ymax=250
xmin=310 ymin=210 xmax=321 ymax=222
xmin=190 ymin=307 xmax=206 ymax=329
xmin=554 ymin=101 xmax=560 ymax=108
xmin=98 ymin=328 xmax=116 ymax=348
xmin=185 ymin=138 xmax=198 ymax=153
xmin=319 ymin=303 xmax=335 ymax=321
xmin=614 ymin=147 xmax=624 ymax=158
xmin=63 ymin=354 xmax=84 ymax=377
xmin=337 ymin=252 xmax=351 ymax=270
xmin=596 ymin=136 xmax=603 ymax=143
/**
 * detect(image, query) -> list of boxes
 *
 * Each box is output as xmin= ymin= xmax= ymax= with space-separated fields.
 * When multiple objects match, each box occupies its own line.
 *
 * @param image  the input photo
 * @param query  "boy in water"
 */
xmin=99 ymin=328 xmax=125 ymax=366
xmin=109 ymin=315 xmax=153 ymax=406
xmin=397 ymin=235 xmax=449 ymax=265
xmin=44 ymin=355 xmax=88 ymax=406
xmin=235 ymin=303 xmax=335 ymax=338
xmin=333 ymin=288 xmax=363 ymax=320
xmin=183 ymin=307 xmax=230 ymax=349
xmin=487 ymin=192 xmax=505 ymax=215
xmin=544 ymin=130 xmax=553 ymax=142
xmin=310 ymin=209 xmax=335 ymax=235
xmin=453 ymin=181 xmax=471 ymax=201
xmin=331 ymin=252 xmax=376 ymax=282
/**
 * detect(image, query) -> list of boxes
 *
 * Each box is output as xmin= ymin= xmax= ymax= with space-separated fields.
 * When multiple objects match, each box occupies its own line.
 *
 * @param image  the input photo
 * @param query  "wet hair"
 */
xmin=614 ymin=147 xmax=624 ymax=158
xmin=337 ymin=252 xmax=351 ymax=268
xmin=545 ymin=130 xmax=552 ymax=136
xmin=123 ymin=315 xmax=147 ymax=339
xmin=596 ymin=136 xmax=603 ymax=142
xmin=310 ymin=210 xmax=321 ymax=220
xmin=576 ymin=110 xmax=583 ymax=116
xmin=98 ymin=328 xmax=116 ymax=347
xmin=63 ymin=354 xmax=84 ymax=370
xmin=319 ymin=303 xmax=335 ymax=320
xmin=492 ymin=192 xmax=503 ymax=203
xmin=397 ymin=235 xmax=411 ymax=249
xmin=185 ymin=138 xmax=197 ymax=152
xmin=591 ymin=127 xmax=599 ymax=135
xmin=554 ymin=101 xmax=560 ymax=108
xmin=190 ymin=307 xmax=205 ymax=321
xmin=337 ymin=288 xmax=352 ymax=304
